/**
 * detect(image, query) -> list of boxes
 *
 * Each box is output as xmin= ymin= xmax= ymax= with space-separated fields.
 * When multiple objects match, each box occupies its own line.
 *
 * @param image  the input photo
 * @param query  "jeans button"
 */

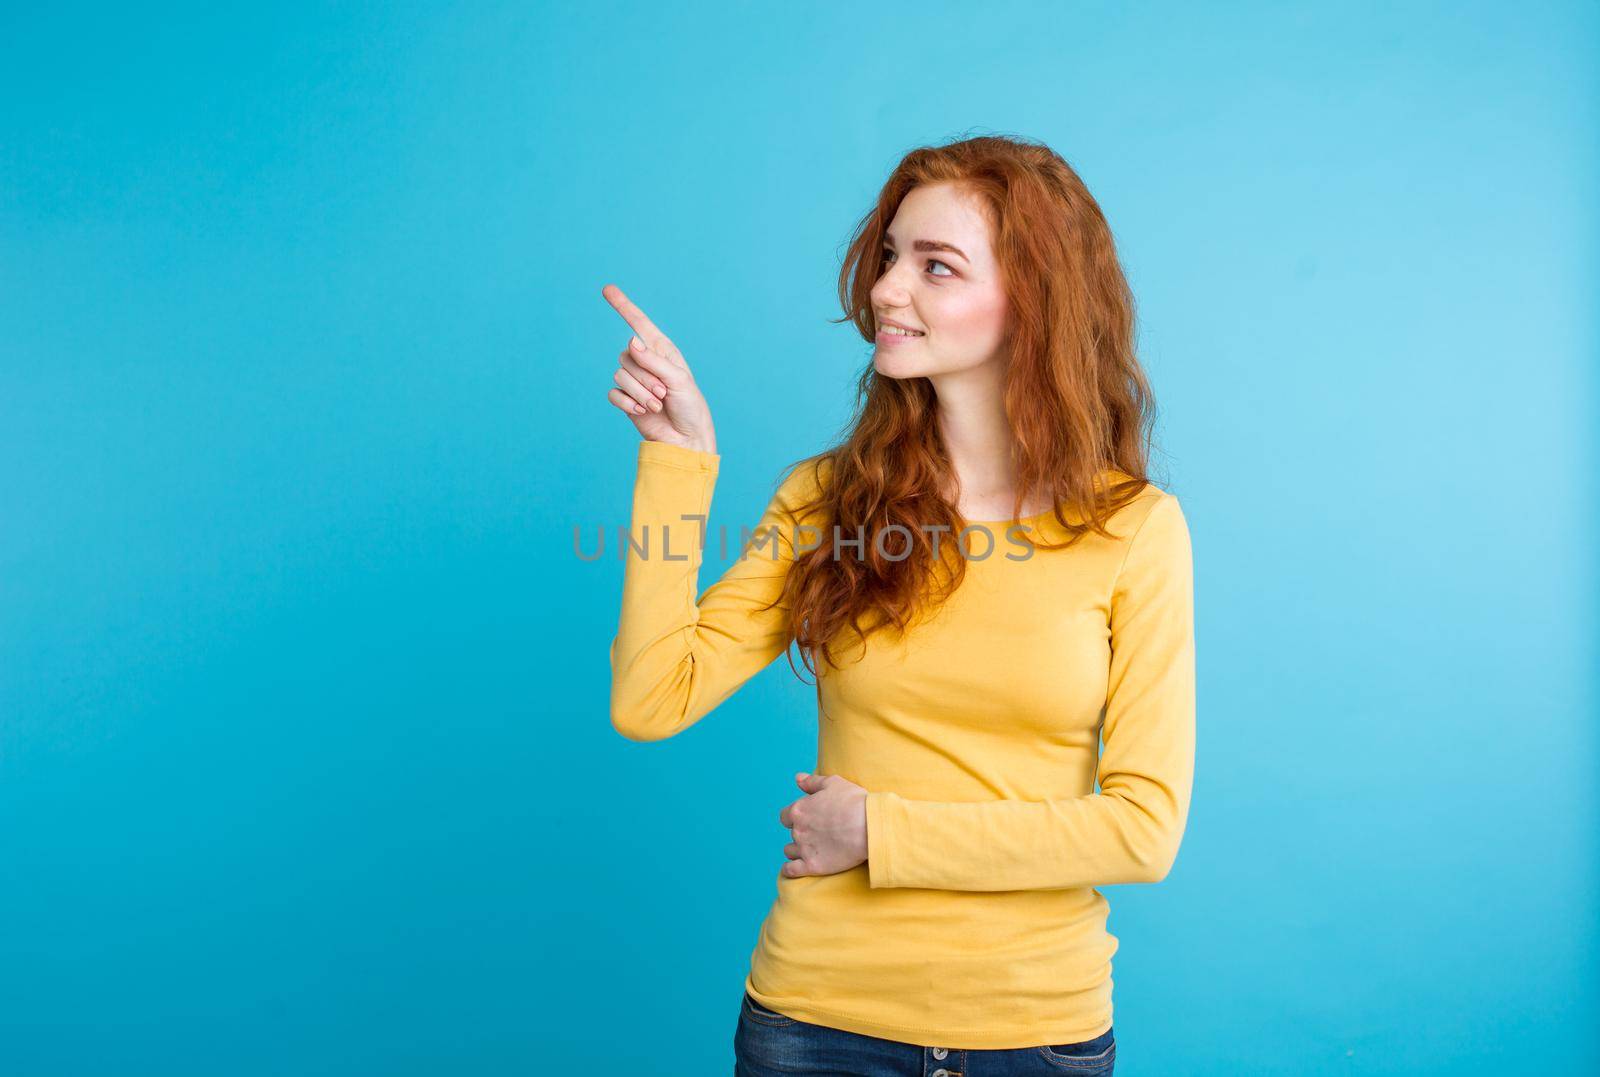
xmin=932 ymin=1047 xmax=949 ymax=1059
xmin=932 ymin=1070 xmax=949 ymax=1077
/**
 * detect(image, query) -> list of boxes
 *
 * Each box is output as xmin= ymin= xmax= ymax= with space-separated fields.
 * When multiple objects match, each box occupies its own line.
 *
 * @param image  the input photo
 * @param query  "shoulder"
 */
xmin=1090 ymin=472 xmax=1190 ymax=589
xmin=1097 ymin=469 xmax=1183 ymax=537
xmin=1109 ymin=483 xmax=1191 ymax=591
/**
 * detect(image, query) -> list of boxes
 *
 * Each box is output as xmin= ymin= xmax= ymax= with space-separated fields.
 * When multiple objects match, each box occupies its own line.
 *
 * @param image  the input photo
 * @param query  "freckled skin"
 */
xmin=870 ymin=182 xmax=1011 ymax=381
xmin=867 ymin=181 xmax=1050 ymax=523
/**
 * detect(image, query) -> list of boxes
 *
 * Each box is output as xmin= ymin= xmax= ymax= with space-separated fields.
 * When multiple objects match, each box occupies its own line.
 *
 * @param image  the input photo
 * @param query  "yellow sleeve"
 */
xmin=609 ymin=440 xmax=819 ymax=742
xmin=864 ymin=492 xmax=1196 ymax=890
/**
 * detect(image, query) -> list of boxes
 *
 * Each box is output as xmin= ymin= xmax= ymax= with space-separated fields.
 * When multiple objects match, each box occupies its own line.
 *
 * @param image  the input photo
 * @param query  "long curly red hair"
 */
xmin=766 ymin=134 xmax=1163 ymax=679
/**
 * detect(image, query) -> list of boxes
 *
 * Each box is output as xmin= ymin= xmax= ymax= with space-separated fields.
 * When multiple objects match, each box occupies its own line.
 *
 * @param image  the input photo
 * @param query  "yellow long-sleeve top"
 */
xmin=609 ymin=439 xmax=1195 ymax=1050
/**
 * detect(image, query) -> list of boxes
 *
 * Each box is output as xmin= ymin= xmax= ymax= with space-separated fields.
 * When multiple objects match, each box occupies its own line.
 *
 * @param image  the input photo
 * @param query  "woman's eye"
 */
xmin=881 ymin=250 xmax=954 ymax=278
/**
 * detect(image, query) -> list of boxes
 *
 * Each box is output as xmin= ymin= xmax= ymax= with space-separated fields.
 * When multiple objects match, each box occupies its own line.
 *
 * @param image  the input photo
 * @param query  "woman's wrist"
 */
xmin=683 ymin=424 xmax=717 ymax=455
xmin=639 ymin=438 xmax=719 ymax=464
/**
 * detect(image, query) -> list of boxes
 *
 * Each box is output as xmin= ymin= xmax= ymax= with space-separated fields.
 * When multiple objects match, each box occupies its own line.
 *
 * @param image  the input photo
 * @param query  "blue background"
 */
xmin=2 ymin=2 xmax=1595 ymax=1074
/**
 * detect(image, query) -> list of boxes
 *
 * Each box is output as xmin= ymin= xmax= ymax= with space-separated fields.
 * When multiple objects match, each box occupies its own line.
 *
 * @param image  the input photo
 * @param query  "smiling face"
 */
xmin=869 ymin=182 xmax=1011 ymax=380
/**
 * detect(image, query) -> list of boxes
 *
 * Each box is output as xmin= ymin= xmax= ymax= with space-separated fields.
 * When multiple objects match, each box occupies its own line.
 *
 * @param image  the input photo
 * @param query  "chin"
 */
xmin=872 ymin=351 xmax=933 ymax=379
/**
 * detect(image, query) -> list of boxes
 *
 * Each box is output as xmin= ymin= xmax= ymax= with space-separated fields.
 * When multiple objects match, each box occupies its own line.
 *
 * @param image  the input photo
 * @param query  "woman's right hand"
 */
xmin=601 ymin=283 xmax=717 ymax=455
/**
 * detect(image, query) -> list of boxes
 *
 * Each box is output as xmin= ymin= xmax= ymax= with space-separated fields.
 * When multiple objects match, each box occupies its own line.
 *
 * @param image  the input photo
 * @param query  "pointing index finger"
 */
xmin=601 ymin=283 xmax=669 ymax=349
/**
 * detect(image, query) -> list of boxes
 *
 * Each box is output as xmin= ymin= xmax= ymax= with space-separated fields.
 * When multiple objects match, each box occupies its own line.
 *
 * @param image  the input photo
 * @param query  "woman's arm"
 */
xmin=863 ymin=493 xmax=1196 ymax=890
xmin=600 ymin=282 xmax=819 ymax=740
xmin=609 ymin=440 xmax=821 ymax=742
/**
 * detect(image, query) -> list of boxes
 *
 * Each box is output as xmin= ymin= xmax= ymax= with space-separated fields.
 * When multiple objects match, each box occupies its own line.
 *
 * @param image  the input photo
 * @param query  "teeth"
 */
xmin=883 ymin=325 xmax=923 ymax=336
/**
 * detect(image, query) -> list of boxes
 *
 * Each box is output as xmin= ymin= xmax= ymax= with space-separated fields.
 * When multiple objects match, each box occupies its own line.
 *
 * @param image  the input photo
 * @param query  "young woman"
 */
xmin=604 ymin=134 xmax=1194 ymax=1077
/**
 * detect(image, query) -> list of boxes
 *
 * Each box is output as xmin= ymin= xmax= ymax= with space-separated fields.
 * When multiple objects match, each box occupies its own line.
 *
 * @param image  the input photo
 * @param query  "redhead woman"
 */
xmin=604 ymin=134 xmax=1194 ymax=1077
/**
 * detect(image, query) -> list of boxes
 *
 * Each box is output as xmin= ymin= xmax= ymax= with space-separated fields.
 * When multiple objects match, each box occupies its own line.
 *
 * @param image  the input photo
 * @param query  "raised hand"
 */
xmin=600 ymin=283 xmax=717 ymax=454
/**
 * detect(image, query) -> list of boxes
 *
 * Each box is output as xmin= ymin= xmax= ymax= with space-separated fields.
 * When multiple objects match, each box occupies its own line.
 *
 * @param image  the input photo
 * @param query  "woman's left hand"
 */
xmin=778 ymin=772 xmax=868 ymax=878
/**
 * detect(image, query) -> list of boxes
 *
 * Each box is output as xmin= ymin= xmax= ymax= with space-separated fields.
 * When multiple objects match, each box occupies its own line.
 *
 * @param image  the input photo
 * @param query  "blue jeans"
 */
xmin=734 ymin=990 xmax=1116 ymax=1076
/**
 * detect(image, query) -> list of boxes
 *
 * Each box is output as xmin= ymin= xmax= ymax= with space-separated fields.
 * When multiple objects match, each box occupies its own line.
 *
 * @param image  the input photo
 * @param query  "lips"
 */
xmin=876 ymin=326 xmax=923 ymax=346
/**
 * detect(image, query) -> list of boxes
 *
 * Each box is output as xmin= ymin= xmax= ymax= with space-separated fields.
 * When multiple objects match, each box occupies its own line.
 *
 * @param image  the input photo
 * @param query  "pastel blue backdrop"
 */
xmin=2 ymin=2 xmax=1594 ymax=1074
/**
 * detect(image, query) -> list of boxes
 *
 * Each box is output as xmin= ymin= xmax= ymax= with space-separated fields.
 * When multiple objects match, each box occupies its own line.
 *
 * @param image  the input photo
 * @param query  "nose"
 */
xmin=871 ymin=259 xmax=913 ymax=306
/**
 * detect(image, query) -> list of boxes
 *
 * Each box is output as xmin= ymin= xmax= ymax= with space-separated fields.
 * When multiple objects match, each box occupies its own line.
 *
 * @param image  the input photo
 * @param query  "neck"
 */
xmin=929 ymin=364 xmax=1019 ymax=504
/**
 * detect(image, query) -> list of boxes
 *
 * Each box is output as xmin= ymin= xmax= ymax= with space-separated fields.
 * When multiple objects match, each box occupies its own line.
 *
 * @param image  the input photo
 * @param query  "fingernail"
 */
xmin=631 ymin=336 xmax=643 ymax=351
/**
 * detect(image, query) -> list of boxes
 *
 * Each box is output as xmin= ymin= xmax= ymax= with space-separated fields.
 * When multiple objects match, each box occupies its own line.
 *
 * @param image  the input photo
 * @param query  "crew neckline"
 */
xmin=958 ymin=503 xmax=1064 ymax=529
xmin=957 ymin=470 xmax=1143 ymax=528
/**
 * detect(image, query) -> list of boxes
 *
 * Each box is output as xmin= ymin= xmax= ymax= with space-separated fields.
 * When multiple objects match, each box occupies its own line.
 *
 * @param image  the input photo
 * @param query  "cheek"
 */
xmin=932 ymin=291 xmax=1008 ymax=344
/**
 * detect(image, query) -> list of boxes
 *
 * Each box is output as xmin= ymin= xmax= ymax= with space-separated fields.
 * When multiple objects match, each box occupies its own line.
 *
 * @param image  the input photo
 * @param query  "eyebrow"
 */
xmin=883 ymin=233 xmax=970 ymax=264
